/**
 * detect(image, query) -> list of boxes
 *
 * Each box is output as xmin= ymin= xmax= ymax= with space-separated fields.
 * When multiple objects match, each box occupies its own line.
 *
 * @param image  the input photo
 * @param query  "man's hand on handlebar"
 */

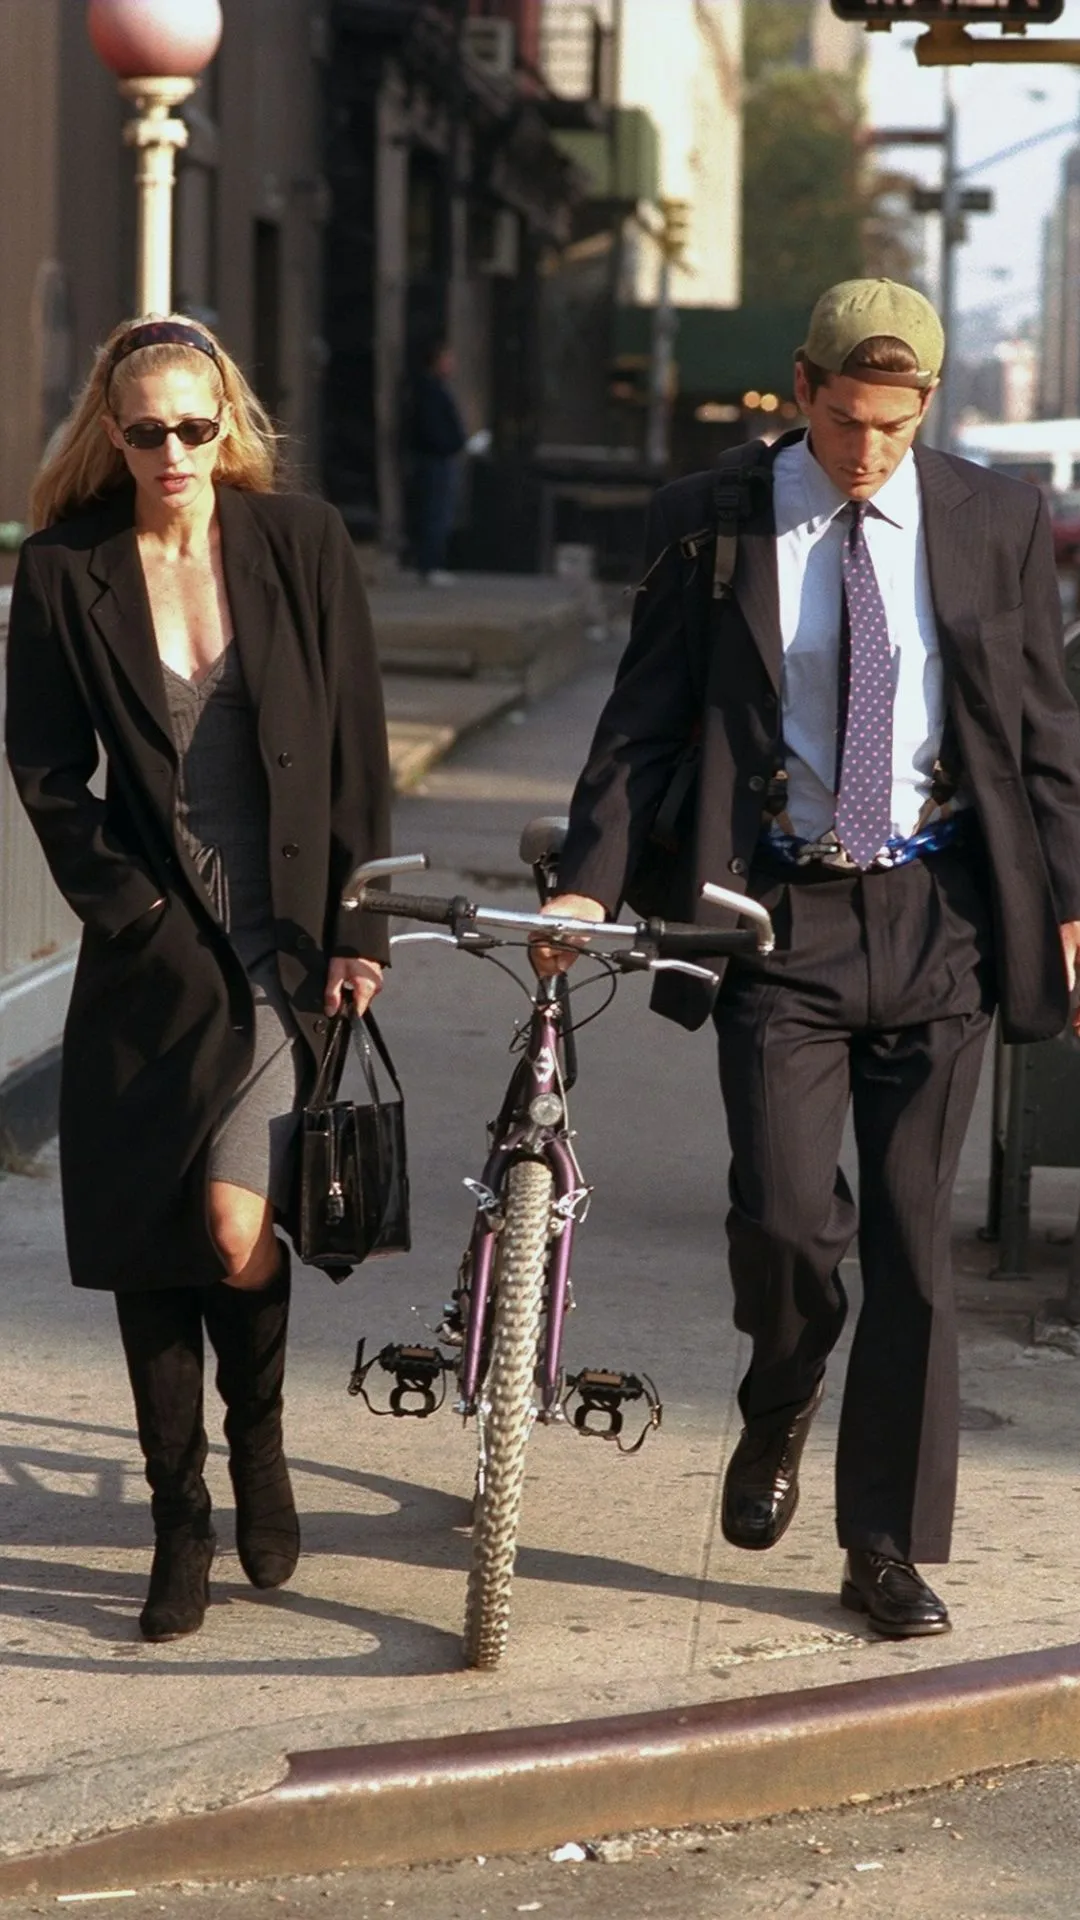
xmin=529 ymin=894 xmax=607 ymax=977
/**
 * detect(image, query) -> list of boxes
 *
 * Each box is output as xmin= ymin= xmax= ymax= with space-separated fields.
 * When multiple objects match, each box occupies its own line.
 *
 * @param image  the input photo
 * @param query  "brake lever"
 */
xmin=649 ymin=958 xmax=720 ymax=985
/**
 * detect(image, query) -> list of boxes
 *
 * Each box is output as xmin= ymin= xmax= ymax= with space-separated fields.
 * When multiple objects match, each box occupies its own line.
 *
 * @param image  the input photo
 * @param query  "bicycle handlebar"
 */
xmin=342 ymin=861 xmax=774 ymax=960
xmin=349 ymin=889 xmax=462 ymax=926
xmin=652 ymin=923 xmax=759 ymax=960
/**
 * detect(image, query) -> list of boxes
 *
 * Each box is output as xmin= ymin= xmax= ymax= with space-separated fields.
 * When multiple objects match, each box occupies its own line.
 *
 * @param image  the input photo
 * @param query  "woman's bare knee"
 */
xmin=208 ymin=1183 xmax=277 ymax=1287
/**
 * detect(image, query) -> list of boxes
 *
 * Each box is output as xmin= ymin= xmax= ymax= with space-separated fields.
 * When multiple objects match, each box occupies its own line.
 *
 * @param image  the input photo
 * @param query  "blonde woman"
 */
xmin=5 ymin=317 xmax=392 ymax=1641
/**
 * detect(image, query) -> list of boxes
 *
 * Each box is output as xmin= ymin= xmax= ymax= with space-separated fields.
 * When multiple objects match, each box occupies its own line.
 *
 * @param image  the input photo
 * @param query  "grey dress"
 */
xmin=163 ymin=644 xmax=303 ymax=1207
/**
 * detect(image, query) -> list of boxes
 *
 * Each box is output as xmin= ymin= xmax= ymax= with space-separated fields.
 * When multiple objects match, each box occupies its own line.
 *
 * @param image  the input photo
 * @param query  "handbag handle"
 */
xmin=309 ymin=996 xmax=403 ymax=1112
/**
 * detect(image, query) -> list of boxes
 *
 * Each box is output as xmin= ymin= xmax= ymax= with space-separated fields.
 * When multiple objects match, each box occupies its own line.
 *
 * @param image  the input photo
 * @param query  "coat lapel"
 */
xmin=215 ymin=486 xmax=289 ymax=725
xmin=86 ymin=493 xmax=176 ymax=755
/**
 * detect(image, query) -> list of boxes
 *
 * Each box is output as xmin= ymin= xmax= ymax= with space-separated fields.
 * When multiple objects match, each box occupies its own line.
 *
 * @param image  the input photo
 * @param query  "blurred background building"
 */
xmin=1039 ymin=141 xmax=1080 ymax=419
xmin=0 ymin=0 xmax=936 ymax=584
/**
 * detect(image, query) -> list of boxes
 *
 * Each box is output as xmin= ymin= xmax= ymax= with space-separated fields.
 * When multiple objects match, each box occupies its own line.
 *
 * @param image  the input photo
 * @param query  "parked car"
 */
xmin=1051 ymin=491 xmax=1080 ymax=570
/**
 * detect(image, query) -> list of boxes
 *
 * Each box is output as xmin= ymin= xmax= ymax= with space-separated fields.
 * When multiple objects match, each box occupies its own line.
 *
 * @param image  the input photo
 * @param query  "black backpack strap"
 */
xmin=710 ymin=440 xmax=774 ymax=597
xmin=681 ymin=441 xmax=775 ymax=703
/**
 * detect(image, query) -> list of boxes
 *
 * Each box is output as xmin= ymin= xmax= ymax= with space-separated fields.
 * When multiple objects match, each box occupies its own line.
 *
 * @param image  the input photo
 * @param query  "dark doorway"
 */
xmin=253 ymin=218 xmax=283 ymax=419
xmin=405 ymin=148 xmax=449 ymax=380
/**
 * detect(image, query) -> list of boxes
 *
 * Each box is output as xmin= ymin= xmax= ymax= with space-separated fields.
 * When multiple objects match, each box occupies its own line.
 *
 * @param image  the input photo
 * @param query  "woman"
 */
xmin=4 ymin=316 xmax=392 ymax=1642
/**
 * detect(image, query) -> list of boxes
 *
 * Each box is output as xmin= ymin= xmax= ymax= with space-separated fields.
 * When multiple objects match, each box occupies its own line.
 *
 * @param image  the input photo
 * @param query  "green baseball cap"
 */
xmin=802 ymin=278 xmax=944 ymax=389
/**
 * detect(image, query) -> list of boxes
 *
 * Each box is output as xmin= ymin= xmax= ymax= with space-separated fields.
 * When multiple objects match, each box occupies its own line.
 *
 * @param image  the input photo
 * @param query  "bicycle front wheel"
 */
xmin=463 ymin=1155 xmax=553 ymax=1670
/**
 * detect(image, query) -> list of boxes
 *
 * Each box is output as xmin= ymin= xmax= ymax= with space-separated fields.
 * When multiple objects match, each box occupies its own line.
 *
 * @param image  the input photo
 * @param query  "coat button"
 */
xmin=278 ymin=751 xmax=293 ymax=768
xmin=297 ymin=932 xmax=313 ymax=950
xmin=748 ymin=775 xmax=765 ymax=793
xmin=314 ymin=1016 xmax=327 ymax=1034
xmin=282 ymin=843 xmax=299 ymax=859
xmin=728 ymin=857 xmax=747 ymax=876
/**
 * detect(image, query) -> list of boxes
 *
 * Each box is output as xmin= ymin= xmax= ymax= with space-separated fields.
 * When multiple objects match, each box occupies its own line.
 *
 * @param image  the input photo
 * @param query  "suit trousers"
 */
xmin=713 ymin=838 xmax=995 ymax=1564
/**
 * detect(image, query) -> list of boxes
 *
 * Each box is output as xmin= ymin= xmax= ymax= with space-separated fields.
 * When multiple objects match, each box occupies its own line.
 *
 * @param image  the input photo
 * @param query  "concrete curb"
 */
xmin=0 ymin=1046 xmax=61 ymax=1167
xmin=3 ymin=1642 xmax=1079 ymax=1901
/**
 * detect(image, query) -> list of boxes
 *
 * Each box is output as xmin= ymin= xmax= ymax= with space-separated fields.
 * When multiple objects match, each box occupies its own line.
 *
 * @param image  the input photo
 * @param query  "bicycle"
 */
xmin=340 ymin=817 xmax=776 ymax=1669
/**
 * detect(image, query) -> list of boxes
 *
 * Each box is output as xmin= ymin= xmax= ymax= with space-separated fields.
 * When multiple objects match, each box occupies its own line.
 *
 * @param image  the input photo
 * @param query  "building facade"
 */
xmin=1039 ymin=147 xmax=1080 ymax=420
xmin=323 ymin=0 xmax=583 ymax=564
xmin=0 ymin=0 xmax=329 ymax=553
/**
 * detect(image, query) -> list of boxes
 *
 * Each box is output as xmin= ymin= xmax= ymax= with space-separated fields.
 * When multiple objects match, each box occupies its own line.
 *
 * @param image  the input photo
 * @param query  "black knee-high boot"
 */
xmin=114 ymin=1288 xmax=216 ymax=1642
xmin=202 ymin=1241 xmax=299 ymax=1589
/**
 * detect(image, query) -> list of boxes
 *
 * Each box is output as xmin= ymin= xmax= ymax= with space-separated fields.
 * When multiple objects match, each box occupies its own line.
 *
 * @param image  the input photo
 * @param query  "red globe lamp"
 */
xmin=87 ymin=0 xmax=222 ymax=79
xmin=86 ymin=1 xmax=224 ymax=317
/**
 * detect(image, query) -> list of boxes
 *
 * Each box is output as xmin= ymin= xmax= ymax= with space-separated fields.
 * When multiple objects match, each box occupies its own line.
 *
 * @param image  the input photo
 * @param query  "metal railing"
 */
xmin=0 ymin=588 xmax=80 ymax=1082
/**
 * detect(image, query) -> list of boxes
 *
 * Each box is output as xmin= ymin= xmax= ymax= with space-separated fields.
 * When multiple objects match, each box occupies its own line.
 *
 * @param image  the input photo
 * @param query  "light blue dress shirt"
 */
xmin=771 ymin=435 xmax=949 ymax=848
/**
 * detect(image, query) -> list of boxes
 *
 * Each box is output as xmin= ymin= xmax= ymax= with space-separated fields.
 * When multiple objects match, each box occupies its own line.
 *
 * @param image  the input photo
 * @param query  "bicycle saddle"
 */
xmin=519 ymin=816 xmax=569 ymax=867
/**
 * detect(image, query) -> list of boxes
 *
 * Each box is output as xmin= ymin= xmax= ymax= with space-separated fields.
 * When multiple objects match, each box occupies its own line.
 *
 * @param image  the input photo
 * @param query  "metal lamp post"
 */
xmin=87 ymin=0 xmax=223 ymax=317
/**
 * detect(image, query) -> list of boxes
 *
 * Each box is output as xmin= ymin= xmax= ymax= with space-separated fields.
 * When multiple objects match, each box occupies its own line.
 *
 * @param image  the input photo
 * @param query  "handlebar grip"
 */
xmin=653 ymin=923 xmax=760 ymax=959
xmin=352 ymin=888 xmax=460 ymax=926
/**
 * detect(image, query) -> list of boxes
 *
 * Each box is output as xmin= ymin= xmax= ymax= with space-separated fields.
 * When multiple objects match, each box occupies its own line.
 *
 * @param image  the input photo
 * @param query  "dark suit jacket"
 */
xmin=557 ymin=432 xmax=1080 ymax=1042
xmin=4 ymin=484 xmax=392 ymax=1290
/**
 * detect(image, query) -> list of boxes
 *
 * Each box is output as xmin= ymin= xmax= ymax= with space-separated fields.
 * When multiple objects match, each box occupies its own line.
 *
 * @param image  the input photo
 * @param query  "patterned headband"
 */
xmin=106 ymin=321 xmax=220 ymax=386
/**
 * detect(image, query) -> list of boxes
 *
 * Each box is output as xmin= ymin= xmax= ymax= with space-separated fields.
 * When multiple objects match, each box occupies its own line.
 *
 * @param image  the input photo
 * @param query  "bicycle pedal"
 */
xmin=347 ymin=1338 xmax=453 ymax=1418
xmin=562 ymin=1367 xmax=663 ymax=1452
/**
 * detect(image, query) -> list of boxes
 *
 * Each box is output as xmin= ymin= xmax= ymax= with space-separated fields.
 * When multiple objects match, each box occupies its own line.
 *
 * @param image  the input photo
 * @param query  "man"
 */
xmin=409 ymin=339 xmax=468 ymax=585
xmin=536 ymin=279 xmax=1080 ymax=1637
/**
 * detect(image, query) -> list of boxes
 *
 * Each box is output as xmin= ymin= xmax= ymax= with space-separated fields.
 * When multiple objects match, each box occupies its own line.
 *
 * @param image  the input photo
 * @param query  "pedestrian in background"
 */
xmin=4 ymin=316 xmax=392 ymax=1642
xmin=535 ymin=279 xmax=1080 ymax=1639
xmin=408 ymin=338 xmax=468 ymax=585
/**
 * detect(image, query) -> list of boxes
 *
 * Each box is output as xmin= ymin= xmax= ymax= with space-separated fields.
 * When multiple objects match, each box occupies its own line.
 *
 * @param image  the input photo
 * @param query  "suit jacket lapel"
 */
xmin=86 ymin=493 xmax=176 ymax=756
xmin=730 ymin=431 xmax=802 ymax=698
xmin=915 ymin=444 xmax=994 ymax=708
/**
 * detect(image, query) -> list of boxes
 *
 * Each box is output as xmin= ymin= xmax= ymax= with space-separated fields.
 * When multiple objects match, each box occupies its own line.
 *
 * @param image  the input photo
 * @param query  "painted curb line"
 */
xmin=2 ymin=1641 xmax=1079 ymax=1900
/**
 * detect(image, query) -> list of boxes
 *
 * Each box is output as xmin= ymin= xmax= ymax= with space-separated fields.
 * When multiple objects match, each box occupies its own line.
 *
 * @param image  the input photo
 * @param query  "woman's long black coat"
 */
xmin=4 ymin=484 xmax=392 ymax=1293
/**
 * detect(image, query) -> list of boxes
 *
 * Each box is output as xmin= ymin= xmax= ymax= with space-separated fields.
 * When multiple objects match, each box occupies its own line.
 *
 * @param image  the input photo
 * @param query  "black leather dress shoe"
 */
xmin=841 ymin=1550 xmax=951 ymax=1638
xmin=721 ymin=1376 xmax=825 ymax=1551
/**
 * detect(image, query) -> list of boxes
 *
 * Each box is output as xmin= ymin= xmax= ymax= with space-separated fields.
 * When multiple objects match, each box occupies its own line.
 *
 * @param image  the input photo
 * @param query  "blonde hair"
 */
xmin=31 ymin=314 xmax=282 ymax=529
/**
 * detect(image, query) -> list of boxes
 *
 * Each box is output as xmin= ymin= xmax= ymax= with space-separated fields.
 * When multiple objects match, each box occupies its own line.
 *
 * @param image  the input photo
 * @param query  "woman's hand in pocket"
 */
xmin=109 ymin=896 xmax=168 ymax=953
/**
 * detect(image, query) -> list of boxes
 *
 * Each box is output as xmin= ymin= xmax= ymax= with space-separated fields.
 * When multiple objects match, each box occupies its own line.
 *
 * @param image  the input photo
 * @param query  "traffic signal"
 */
xmin=832 ymin=2 xmax=1063 ymax=23
xmin=659 ymin=198 xmax=692 ymax=267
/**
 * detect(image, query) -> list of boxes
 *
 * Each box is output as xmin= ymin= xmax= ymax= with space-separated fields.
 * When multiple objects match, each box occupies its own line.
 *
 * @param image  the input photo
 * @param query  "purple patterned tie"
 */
xmin=834 ymin=501 xmax=893 ymax=869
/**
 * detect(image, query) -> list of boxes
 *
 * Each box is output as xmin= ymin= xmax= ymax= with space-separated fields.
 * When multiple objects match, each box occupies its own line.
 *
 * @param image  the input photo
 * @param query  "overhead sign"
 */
xmin=910 ymin=186 xmax=995 ymax=210
xmin=832 ymin=2 xmax=1064 ymax=23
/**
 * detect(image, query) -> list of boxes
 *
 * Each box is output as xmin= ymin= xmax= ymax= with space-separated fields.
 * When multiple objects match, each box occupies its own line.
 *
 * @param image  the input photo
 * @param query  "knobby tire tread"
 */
xmin=463 ymin=1157 xmax=553 ymax=1670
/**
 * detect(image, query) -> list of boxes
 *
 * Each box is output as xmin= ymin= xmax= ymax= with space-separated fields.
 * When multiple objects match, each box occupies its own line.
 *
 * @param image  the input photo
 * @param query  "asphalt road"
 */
xmin=4 ymin=1763 xmax=1080 ymax=1916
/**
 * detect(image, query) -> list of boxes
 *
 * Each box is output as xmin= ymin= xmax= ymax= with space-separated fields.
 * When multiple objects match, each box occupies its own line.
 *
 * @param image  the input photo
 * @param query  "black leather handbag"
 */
xmin=298 ymin=1006 xmax=410 ymax=1281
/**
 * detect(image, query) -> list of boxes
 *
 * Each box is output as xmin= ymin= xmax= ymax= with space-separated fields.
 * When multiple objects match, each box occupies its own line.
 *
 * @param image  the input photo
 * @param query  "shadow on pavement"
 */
xmin=0 ymin=1413 xmax=851 ymax=1676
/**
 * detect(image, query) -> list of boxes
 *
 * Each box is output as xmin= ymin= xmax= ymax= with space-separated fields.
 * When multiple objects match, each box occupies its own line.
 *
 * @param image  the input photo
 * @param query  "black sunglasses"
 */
xmin=118 ymin=416 xmax=221 ymax=452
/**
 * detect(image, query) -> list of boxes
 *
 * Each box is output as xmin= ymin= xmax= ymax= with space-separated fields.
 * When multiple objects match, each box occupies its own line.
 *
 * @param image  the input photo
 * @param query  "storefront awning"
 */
xmin=614 ymin=304 xmax=809 ymax=402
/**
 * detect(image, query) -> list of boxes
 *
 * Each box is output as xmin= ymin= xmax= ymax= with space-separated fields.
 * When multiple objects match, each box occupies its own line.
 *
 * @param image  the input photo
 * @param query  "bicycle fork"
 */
xmin=458 ymin=1131 xmax=583 ymax=1418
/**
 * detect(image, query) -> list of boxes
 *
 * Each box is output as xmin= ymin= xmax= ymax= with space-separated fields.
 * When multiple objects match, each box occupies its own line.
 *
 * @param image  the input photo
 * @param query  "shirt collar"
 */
xmin=795 ymin=434 xmax=918 ymax=531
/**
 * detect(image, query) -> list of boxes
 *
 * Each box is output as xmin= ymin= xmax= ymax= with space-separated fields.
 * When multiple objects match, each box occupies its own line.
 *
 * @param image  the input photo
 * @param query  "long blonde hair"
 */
xmin=31 ymin=314 xmax=282 ymax=529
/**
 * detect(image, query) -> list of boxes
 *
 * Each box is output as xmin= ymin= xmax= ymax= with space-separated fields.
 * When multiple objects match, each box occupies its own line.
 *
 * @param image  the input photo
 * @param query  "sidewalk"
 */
xmin=2 ymin=646 xmax=1080 ymax=1896
xmin=2 ymin=934 xmax=1080 ymax=1887
xmin=375 ymin=570 xmax=601 ymax=792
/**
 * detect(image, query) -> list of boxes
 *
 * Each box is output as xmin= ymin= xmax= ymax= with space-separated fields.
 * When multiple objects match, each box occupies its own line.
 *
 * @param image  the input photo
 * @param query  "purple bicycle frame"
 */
xmin=457 ymin=987 xmax=580 ymax=1418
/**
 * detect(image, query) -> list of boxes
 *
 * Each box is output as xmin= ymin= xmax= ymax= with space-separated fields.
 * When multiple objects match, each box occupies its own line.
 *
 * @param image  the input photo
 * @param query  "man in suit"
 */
xmin=534 ymin=279 xmax=1080 ymax=1637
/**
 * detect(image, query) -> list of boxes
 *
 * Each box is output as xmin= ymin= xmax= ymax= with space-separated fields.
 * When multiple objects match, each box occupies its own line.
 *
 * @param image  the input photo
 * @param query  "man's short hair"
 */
xmin=797 ymin=336 xmax=922 ymax=401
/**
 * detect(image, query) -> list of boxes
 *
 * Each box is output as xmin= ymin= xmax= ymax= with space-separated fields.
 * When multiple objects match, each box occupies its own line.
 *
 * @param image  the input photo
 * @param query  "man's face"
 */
xmin=793 ymin=362 xmax=935 ymax=499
